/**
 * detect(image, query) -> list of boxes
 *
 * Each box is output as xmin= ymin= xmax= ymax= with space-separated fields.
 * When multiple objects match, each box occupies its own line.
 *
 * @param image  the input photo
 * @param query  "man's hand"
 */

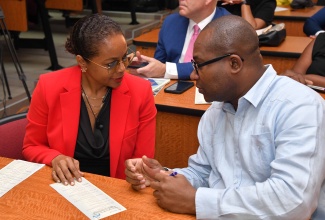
xmin=281 ymin=69 xmax=313 ymax=85
xmin=150 ymin=172 xmax=196 ymax=214
xmin=51 ymin=155 xmax=84 ymax=186
xmin=128 ymin=51 xmax=166 ymax=78
xmin=125 ymin=156 xmax=163 ymax=190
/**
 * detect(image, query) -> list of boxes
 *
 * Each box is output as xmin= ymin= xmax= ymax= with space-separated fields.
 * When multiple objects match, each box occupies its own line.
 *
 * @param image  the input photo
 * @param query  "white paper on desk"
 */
xmin=50 ymin=177 xmax=126 ymax=220
xmin=256 ymin=25 xmax=273 ymax=36
xmin=0 ymin=160 xmax=45 ymax=197
xmin=275 ymin=6 xmax=289 ymax=12
xmin=146 ymin=78 xmax=170 ymax=96
xmin=195 ymin=87 xmax=211 ymax=105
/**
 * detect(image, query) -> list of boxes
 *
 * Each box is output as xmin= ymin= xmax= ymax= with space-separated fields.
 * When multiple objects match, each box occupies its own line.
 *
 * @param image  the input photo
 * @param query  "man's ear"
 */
xmin=229 ymin=55 xmax=243 ymax=73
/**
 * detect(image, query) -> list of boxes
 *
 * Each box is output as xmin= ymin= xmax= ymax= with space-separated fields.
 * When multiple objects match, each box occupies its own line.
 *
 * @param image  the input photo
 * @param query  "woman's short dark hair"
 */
xmin=65 ymin=14 xmax=124 ymax=59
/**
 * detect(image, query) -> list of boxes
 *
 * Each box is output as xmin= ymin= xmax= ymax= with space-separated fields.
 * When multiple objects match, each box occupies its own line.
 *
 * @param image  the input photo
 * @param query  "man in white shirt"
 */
xmin=129 ymin=0 xmax=230 ymax=79
xmin=125 ymin=15 xmax=325 ymax=219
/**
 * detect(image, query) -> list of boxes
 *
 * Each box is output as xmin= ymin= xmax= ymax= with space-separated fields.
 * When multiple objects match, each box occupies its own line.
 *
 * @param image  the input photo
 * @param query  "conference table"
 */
xmin=0 ymin=157 xmax=195 ymax=220
xmin=274 ymin=5 xmax=324 ymax=36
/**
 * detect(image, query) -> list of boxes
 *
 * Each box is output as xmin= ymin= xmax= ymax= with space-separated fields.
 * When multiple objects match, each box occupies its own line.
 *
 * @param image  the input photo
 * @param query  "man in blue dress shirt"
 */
xmin=125 ymin=15 xmax=325 ymax=219
xmin=129 ymin=0 xmax=230 ymax=80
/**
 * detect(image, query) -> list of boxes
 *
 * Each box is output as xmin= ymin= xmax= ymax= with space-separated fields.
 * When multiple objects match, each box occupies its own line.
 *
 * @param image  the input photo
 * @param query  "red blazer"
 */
xmin=23 ymin=66 xmax=156 ymax=179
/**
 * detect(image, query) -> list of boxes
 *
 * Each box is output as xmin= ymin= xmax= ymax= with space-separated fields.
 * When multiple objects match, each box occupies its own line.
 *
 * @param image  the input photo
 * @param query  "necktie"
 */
xmin=184 ymin=24 xmax=200 ymax=62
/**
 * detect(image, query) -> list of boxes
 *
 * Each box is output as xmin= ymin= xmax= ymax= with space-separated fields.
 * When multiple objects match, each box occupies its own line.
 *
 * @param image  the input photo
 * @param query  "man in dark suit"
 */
xmin=130 ymin=0 xmax=230 ymax=79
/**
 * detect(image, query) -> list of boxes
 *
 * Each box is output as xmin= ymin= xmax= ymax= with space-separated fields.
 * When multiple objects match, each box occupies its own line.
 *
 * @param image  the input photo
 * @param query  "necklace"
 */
xmin=81 ymin=85 xmax=107 ymax=119
xmin=83 ymin=93 xmax=104 ymax=109
xmin=82 ymin=93 xmax=105 ymax=100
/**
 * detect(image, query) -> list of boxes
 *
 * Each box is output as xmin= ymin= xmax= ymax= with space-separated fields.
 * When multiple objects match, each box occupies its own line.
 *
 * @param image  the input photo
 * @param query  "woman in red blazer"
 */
xmin=22 ymin=14 xmax=156 ymax=185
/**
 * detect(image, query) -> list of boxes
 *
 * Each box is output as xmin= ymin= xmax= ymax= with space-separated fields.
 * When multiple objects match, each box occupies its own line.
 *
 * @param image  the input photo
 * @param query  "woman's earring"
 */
xmin=82 ymin=67 xmax=87 ymax=73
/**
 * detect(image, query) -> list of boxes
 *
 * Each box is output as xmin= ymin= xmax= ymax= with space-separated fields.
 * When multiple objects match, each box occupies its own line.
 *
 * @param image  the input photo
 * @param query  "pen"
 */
xmin=169 ymin=171 xmax=178 ymax=177
xmin=307 ymin=84 xmax=325 ymax=91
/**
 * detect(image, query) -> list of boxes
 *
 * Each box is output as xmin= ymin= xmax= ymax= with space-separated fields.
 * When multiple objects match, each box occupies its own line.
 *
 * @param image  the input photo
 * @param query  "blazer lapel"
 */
xmin=174 ymin=17 xmax=189 ymax=61
xmin=110 ymin=79 xmax=130 ymax=177
xmin=61 ymin=67 xmax=81 ymax=156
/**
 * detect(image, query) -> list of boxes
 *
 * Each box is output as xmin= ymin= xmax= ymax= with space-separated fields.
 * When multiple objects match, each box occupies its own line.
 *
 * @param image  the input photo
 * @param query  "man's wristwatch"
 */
xmin=242 ymin=0 xmax=250 ymax=5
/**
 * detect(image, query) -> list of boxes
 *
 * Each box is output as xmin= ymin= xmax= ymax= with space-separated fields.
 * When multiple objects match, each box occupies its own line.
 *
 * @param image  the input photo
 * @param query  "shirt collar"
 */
xmin=188 ymin=7 xmax=216 ymax=33
xmin=242 ymin=64 xmax=277 ymax=108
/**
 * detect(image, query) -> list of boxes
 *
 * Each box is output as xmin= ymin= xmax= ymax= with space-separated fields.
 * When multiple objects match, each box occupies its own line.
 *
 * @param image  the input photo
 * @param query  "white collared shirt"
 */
xmin=164 ymin=8 xmax=217 ymax=79
xmin=175 ymin=65 xmax=325 ymax=219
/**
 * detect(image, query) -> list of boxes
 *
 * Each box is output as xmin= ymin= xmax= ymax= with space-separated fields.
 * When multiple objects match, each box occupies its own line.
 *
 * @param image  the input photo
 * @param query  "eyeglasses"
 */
xmin=84 ymin=48 xmax=135 ymax=72
xmin=191 ymin=53 xmax=244 ymax=75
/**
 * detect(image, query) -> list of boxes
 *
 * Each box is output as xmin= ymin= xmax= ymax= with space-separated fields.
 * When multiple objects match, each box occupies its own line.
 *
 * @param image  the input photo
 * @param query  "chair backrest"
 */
xmin=0 ymin=112 xmax=28 ymax=160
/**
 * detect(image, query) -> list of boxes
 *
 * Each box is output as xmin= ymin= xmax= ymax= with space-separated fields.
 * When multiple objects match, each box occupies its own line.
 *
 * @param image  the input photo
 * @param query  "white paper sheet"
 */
xmin=146 ymin=78 xmax=171 ymax=96
xmin=50 ymin=177 xmax=126 ymax=219
xmin=195 ymin=87 xmax=211 ymax=105
xmin=256 ymin=25 xmax=273 ymax=36
xmin=0 ymin=160 xmax=45 ymax=197
xmin=275 ymin=6 xmax=289 ymax=12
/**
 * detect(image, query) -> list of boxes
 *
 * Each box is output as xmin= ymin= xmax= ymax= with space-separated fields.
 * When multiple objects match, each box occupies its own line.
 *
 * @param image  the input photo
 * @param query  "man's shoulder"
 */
xmin=215 ymin=7 xmax=231 ymax=18
xmin=271 ymin=75 xmax=324 ymax=105
xmin=164 ymin=12 xmax=186 ymax=23
xmin=163 ymin=8 xmax=230 ymax=26
xmin=161 ymin=13 xmax=189 ymax=32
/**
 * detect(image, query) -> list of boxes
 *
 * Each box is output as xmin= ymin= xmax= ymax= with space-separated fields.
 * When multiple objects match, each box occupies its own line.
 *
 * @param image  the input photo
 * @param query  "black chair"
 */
xmin=0 ymin=112 xmax=28 ymax=159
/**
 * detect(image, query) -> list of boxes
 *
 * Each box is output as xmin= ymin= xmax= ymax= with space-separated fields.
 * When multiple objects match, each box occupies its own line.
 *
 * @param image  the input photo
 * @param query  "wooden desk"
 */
xmin=260 ymin=36 xmax=312 ymax=73
xmin=154 ymin=81 xmax=210 ymax=168
xmin=45 ymin=0 xmax=83 ymax=11
xmin=0 ymin=0 xmax=28 ymax=31
xmin=0 ymin=157 xmax=195 ymax=220
xmin=45 ymin=0 xmax=101 ymax=14
xmin=274 ymin=6 xmax=324 ymax=36
xmin=133 ymin=28 xmax=160 ymax=57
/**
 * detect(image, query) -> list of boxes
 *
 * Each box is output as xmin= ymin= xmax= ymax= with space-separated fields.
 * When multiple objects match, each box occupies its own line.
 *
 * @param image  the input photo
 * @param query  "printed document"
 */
xmin=0 ymin=160 xmax=44 ymax=197
xmin=50 ymin=177 xmax=126 ymax=219
xmin=275 ymin=6 xmax=289 ymax=12
xmin=147 ymin=78 xmax=170 ymax=96
xmin=195 ymin=87 xmax=211 ymax=105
